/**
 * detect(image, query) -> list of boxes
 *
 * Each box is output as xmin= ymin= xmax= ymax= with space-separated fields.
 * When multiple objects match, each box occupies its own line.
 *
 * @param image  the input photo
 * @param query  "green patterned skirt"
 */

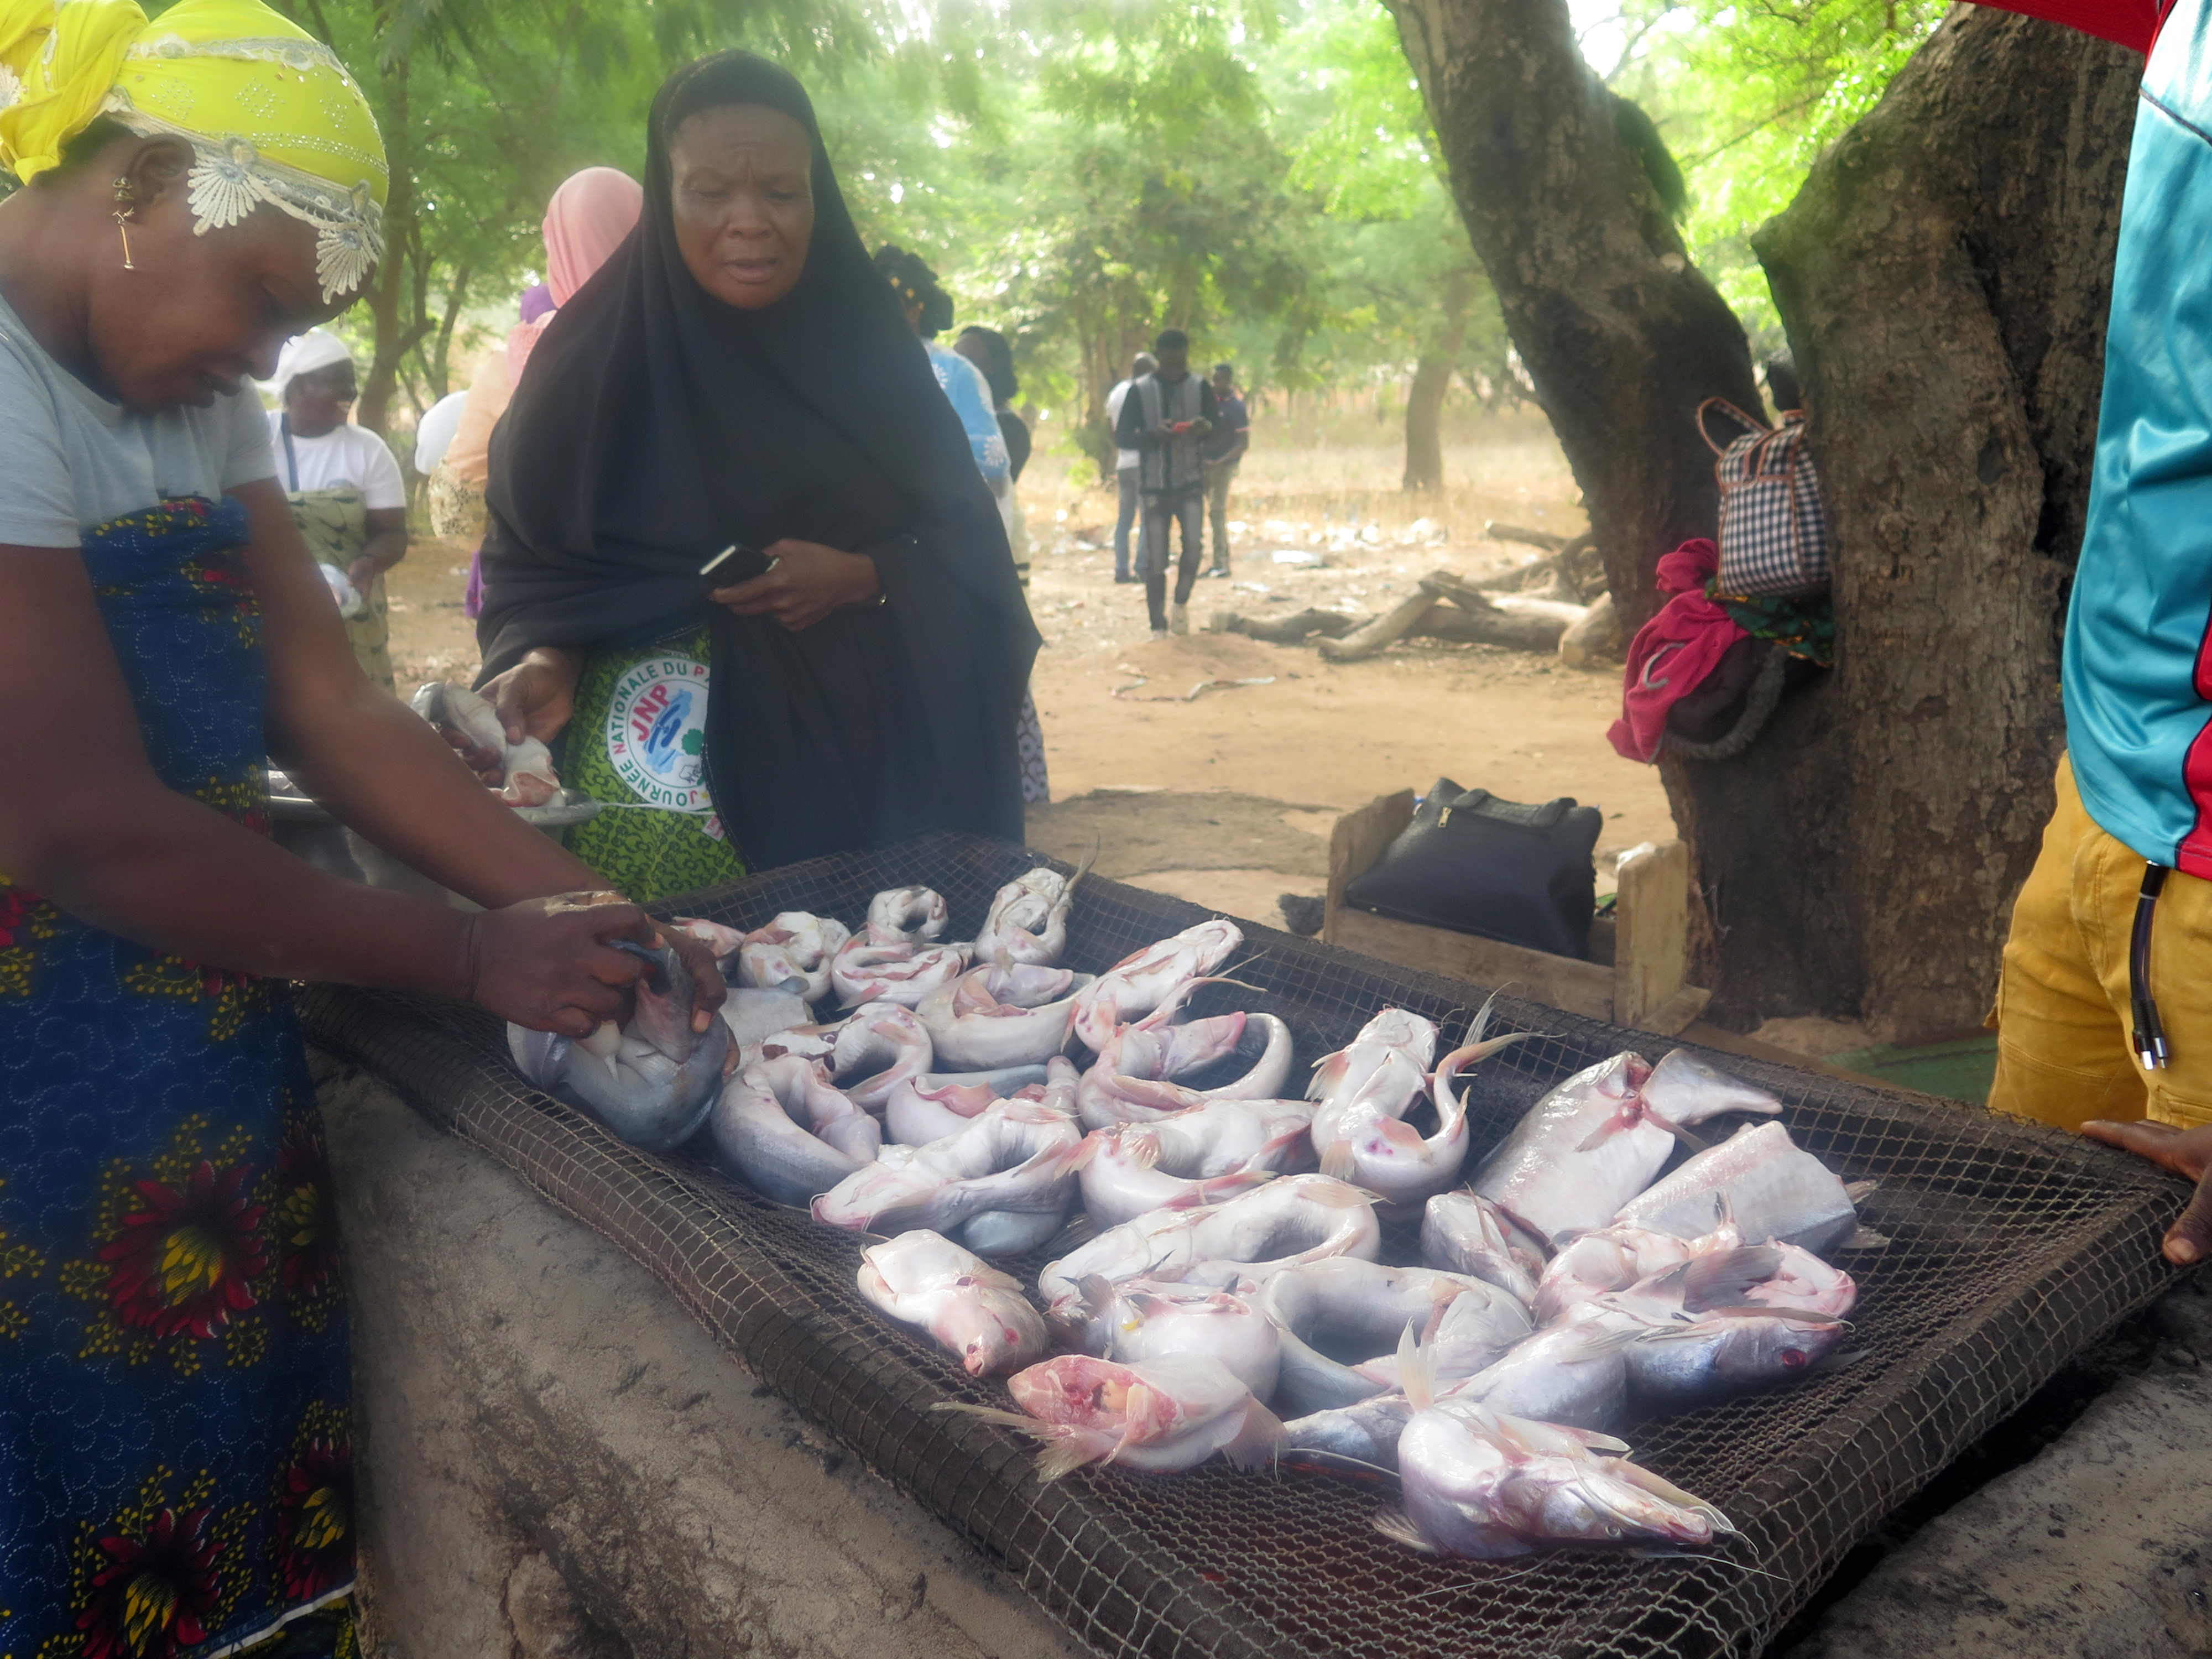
xmin=559 ymin=630 xmax=747 ymax=904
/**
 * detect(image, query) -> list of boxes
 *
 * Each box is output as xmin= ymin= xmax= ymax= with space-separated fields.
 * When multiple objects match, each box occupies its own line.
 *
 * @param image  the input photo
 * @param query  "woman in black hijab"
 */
xmin=475 ymin=52 xmax=1040 ymax=894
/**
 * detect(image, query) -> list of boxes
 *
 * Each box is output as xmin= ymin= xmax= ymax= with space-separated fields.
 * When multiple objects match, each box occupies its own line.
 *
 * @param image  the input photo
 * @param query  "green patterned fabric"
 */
xmin=1710 ymin=581 xmax=1835 ymax=668
xmin=286 ymin=487 xmax=393 ymax=691
xmin=560 ymin=629 xmax=748 ymax=903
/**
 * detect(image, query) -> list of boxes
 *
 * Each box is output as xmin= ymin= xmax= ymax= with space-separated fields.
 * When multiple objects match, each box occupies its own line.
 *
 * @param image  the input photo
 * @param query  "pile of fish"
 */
xmin=500 ymin=863 xmax=1880 ymax=1563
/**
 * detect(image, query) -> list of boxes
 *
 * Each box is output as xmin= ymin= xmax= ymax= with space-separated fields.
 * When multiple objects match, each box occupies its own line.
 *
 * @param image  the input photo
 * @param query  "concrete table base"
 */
xmin=317 ymin=1056 xmax=1086 ymax=1659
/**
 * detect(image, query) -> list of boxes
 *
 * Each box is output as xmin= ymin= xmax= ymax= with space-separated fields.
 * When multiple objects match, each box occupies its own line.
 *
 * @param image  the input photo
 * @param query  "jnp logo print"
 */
xmin=605 ymin=656 xmax=712 ymax=810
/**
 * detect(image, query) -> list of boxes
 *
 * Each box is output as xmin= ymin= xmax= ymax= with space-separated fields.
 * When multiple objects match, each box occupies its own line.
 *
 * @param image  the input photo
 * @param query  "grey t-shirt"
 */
xmin=0 ymin=289 xmax=275 ymax=547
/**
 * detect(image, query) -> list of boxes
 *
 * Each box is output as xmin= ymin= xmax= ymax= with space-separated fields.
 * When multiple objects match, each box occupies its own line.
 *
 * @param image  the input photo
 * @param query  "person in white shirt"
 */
xmin=1104 ymin=349 xmax=1156 ymax=585
xmin=266 ymin=328 xmax=409 ymax=687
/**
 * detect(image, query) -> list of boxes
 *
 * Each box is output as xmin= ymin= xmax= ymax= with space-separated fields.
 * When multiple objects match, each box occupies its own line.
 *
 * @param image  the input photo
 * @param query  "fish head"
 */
xmin=936 ymin=1294 xmax=1043 ymax=1378
xmin=1009 ymin=1355 xmax=1143 ymax=1429
xmin=1698 ymin=1308 xmax=1849 ymax=1384
xmin=626 ymin=941 xmax=700 ymax=1062
xmin=1639 ymin=1048 xmax=1783 ymax=1126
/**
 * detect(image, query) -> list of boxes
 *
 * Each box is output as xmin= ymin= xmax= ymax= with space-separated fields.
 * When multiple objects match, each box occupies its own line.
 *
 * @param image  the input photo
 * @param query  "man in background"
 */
xmin=1104 ymin=351 xmax=1155 ymax=583
xmin=1202 ymin=362 xmax=1250 ymax=578
xmin=1115 ymin=329 xmax=1218 ymax=637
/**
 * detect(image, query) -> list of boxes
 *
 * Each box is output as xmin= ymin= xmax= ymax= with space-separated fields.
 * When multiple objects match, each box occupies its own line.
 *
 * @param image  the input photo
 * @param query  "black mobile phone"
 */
xmin=698 ymin=541 xmax=772 ymax=584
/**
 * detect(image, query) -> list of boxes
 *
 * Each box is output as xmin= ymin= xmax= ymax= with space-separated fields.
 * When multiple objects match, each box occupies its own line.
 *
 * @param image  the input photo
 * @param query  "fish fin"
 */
xmin=1839 ymin=1227 xmax=1891 ymax=1250
xmin=1678 ymin=1246 xmax=1783 ymax=1313
xmin=1558 ymin=1320 xmax=1644 ymax=1359
xmin=1396 ymin=1320 xmax=1438 ymax=1412
xmin=1250 ymin=1119 xmax=1314 ymax=1171
xmin=1221 ymin=1401 xmax=1287 ymax=1471
xmin=1197 ymin=1169 xmax=1279 ymax=1204
xmin=1639 ymin=1108 xmax=1712 ymax=1155
xmin=1034 ymin=1428 xmax=1123 ymax=1483
xmin=1317 ymin=1139 xmax=1358 ymax=1182
xmin=866 ymin=1196 xmax=932 ymax=1237
xmin=1809 ymin=1346 xmax=1873 ymax=1376
xmin=1371 ymin=1508 xmax=1438 ymax=1553
xmin=1611 ymin=1458 xmax=1735 ymax=1527
xmin=1123 ymin=1130 xmax=1162 ymax=1171
xmin=1077 ymin=1274 xmax=1117 ymax=1316
xmin=1573 ymin=1107 xmax=1644 ymax=1154
xmin=1844 ymin=1180 xmax=1880 ymax=1202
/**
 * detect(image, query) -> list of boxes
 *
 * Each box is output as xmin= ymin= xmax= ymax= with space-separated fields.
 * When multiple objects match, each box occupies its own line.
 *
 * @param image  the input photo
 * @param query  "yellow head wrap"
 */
xmin=0 ymin=0 xmax=385 ymax=301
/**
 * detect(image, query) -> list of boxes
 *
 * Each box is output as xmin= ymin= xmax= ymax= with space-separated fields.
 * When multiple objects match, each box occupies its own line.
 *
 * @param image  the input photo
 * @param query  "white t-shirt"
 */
xmin=1105 ymin=378 xmax=1139 ymax=472
xmin=268 ymin=413 xmax=406 ymax=509
xmin=0 ymin=289 xmax=275 ymax=547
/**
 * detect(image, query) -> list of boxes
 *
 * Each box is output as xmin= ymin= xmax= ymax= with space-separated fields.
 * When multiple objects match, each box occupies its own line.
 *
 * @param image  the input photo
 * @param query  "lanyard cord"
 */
xmin=2131 ymin=861 xmax=2171 ymax=1071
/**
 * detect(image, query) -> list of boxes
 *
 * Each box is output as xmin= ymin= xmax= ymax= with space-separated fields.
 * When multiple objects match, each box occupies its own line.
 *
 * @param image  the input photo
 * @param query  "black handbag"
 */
xmin=1343 ymin=778 xmax=1603 ymax=959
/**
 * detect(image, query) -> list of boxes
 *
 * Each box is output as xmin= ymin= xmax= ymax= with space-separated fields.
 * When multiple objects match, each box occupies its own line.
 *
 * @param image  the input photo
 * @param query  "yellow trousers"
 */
xmin=1988 ymin=754 xmax=2212 ymax=1131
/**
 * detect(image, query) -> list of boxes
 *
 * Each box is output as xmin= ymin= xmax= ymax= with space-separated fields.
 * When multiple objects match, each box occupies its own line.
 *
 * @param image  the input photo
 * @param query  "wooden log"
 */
xmin=1484 ymin=520 xmax=1568 ymax=552
xmin=1406 ymin=602 xmax=1567 ymax=653
xmin=1210 ymin=608 xmax=1359 ymax=644
xmin=1558 ymin=591 xmax=1620 ymax=667
xmin=1317 ymin=589 xmax=1443 ymax=662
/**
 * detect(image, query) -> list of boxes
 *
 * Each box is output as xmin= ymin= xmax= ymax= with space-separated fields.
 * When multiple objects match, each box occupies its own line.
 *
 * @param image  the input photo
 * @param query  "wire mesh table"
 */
xmin=299 ymin=830 xmax=2189 ymax=1659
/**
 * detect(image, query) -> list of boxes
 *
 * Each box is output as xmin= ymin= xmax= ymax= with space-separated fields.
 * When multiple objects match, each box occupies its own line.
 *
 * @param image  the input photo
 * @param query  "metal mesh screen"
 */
xmin=298 ymin=830 xmax=2189 ymax=1659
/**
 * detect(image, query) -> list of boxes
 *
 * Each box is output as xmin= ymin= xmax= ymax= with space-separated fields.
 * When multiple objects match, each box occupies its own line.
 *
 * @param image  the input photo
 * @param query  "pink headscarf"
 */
xmin=507 ymin=166 xmax=644 ymax=382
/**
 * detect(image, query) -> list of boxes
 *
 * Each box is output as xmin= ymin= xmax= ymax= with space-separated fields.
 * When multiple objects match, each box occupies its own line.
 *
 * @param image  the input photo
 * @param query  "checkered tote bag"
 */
xmin=1699 ymin=397 xmax=1830 ymax=598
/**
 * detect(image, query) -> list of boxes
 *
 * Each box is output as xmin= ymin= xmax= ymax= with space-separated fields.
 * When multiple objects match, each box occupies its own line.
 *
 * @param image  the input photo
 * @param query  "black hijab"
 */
xmin=479 ymin=52 xmax=1040 ymax=872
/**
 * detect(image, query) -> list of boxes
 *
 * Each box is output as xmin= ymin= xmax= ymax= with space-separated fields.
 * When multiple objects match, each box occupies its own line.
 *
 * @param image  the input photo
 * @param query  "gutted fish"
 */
xmin=1078 ymin=1101 xmax=1312 ymax=1228
xmin=857 ymin=1229 xmax=1046 ymax=1377
xmin=1261 ymin=1259 xmax=1530 ymax=1416
xmin=813 ymin=1098 xmax=1089 ymax=1248
xmin=1069 ymin=1277 xmax=1282 ymax=1399
xmin=716 ymin=986 xmax=813 ymax=1051
xmin=1531 ymin=1217 xmax=1741 ymax=1326
xmin=507 ymin=938 xmax=729 ymax=1152
xmin=1421 ymin=1192 xmax=1548 ymax=1307
xmin=1306 ymin=1008 xmax=1438 ymax=1146
xmin=866 ymin=886 xmax=950 ymax=944
xmin=1318 ymin=1011 xmax=1530 ymax=1213
xmin=1612 ymin=1119 xmax=1864 ymax=1253
xmin=732 ymin=911 xmax=852 ymax=1003
xmin=1069 ymin=919 xmax=1243 ymax=1051
xmin=941 ymin=1353 xmax=1283 ymax=1481
xmin=831 ymin=933 xmax=973 ymax=1009
xmin=826 ymin=1002 xmax=935 ymax=1112
xmin=412 ymin=680 xmax=561 ymax=807
xmin=1379 ymin=1330 xmax=1729 ymax=1558
xmin=1077 ymin=999 xmax=1296 ymax=1128
xmin=1590 ymin=1245 xmax=1854 ymax=1407
xmin=1281 ymin=1393 xmax=1417 ymax=1472
xmin=1469 ymin=1049 xmax=1780 ymax=1247
xmin=916 ymin=962 xmax=1094 ymax=1071
xmin=974 ymin=854 xmax=1091 ymax=968
xmin=711 ymin=1055 xmax=879 ymax=1207
xmin=1411 ymin=1319 xmax=1638 ymax=1433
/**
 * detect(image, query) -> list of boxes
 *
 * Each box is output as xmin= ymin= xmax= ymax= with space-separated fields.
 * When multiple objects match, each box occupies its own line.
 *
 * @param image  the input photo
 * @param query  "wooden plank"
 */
xmin=1317 ymin=590 xmax=1440 ymax=663
xmin=1324 ymin=790 xmax=1415 ymax=941
xmin=1640 ymin=984 xmax=1712 ymax=1035
xmin=1613 ymin=839 xmax=1691 ymax=1028
xmin=1327 ymin=906 xmax=1618 ymax=1022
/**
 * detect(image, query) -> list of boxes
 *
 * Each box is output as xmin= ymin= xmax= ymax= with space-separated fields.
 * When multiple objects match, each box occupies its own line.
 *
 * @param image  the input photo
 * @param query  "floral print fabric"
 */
xmin=0 ymin=498 xmax=353 ymax=1657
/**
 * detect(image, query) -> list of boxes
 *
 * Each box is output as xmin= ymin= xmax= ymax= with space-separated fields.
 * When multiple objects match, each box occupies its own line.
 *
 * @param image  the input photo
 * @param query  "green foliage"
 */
xmin=1599 ymin=0 xmax=1944 ymax=342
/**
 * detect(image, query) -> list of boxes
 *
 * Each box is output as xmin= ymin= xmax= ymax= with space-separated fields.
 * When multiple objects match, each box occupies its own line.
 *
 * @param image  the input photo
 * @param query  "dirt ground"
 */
xmin=390 ymin=416 xmax=1676 ymax=931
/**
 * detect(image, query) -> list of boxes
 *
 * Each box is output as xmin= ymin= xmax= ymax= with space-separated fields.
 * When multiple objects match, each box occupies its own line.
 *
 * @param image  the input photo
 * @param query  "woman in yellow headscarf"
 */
xmin=0 ymin=3 xmax=721 ymax=1650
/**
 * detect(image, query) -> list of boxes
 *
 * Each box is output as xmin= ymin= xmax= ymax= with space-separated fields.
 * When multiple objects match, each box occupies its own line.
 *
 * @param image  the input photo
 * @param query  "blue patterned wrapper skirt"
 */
xmin=0 ymin=499 xmax=355 ymax=1656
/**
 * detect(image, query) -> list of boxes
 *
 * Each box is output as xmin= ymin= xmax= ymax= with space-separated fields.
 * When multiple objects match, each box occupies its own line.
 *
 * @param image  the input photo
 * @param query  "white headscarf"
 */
xmin=265 ymin=328 xmax=356 ymax=402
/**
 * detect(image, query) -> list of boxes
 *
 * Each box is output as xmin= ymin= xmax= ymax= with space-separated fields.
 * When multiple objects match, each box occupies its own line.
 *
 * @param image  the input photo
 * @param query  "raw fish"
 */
xmin=1072 ymin=1277 xmax=1282 ymax=1399
xmin=831 ymin=933 xmax=972 ymax=1008
xmin=813 ymin=1098 xmax=1089 ymax=1248
xmin=1306 ymin=1009 xmax=1438 ymax=1147
xmin=941 ymin=1353 xmax=1283 ymax=1480
xmin=866 ymin=886 xmax=950 ymax=943
xmin=1421 ymin=1192 xmax=1548 ymax=1307
xmin=857 ymin=1229 xmax=1046 ymax=1377
xmin=711 ymin=1055 xmax=878 ymax=1206
xmin=1611 ymin=1119 xmax=1865 ymax=1253
xmin=1469 ymin=1048 xmax=1780 ymax=1247
xmin=507 ymin=937 xmax=729 ymax=1151
xmin=916 ymin=961 xmax=1094 ymax=1070
xmin=1317 ymin=1006 xmax=1530 ymax=1212
xmin=1069 ymin=920 xmax=1243 ymax=1051
xmin=974 ymin=854 xmax=1090 ymax=968
xmin=1078 ymin=1101 xmax=1312 ymax=1228
xmin=1077 ymin=990 xmax=1295 ymax=1127
xmin=1261 ymin=1259 xmax=1530 ymax=1416
xmin=412 ymin=680 xmax=560 ymax=807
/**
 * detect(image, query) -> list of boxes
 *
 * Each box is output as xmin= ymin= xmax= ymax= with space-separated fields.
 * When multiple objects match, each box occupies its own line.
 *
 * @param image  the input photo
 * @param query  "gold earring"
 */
xmin=112 ymin=176 xmax=137 ymax=271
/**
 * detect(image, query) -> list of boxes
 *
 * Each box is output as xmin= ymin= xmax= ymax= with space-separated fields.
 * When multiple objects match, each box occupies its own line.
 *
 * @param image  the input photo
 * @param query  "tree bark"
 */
xmin=1747 ymin=8 xmax=2137 ymax=1035
xmin=1389 ymin=0 xmax=2135 ymax=1036
xmin=1404 ymin=263 xmax=1478 ymax=489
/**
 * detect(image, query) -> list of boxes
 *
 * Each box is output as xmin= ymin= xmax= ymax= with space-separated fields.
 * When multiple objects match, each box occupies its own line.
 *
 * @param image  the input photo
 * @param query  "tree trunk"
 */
xmin=1744 ymin=8 xmax=2137 ymax=1035
xmin=1389 ymin=0 xmax=2134 ymax=1036
xmin=1404 ymin=263 xmax=1478 ymax=490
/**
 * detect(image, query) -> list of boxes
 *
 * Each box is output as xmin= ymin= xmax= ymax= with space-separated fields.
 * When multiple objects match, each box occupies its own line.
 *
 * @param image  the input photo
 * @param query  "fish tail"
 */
xmin=1034 ymin=1427 xmax=1124 ymax=1481
xmin=1317 ymin=1139 xmax=1358 ymax=1183
xmin=1396 ymin=1319 xmax=1439 ymax=1412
